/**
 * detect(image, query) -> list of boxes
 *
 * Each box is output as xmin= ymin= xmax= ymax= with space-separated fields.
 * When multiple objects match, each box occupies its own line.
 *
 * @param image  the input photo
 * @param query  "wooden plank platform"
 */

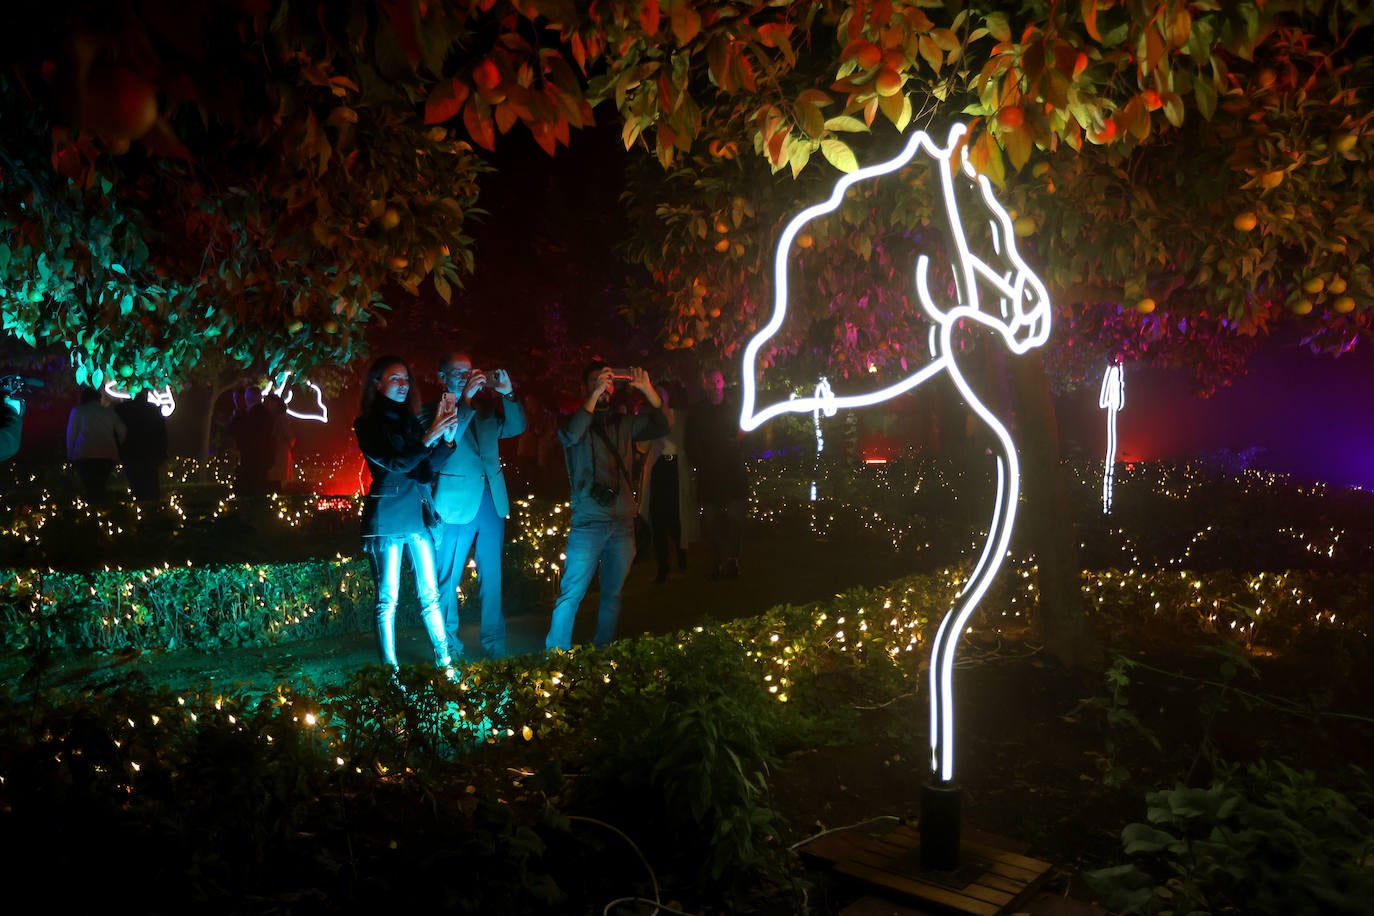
xmin=798 ymin=821 xmax=1054 ymax=915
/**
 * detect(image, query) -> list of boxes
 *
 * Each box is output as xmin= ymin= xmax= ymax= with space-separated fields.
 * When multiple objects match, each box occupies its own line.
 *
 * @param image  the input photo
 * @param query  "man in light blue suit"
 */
xmin=426 ymin=352 xmax=526 ymax=660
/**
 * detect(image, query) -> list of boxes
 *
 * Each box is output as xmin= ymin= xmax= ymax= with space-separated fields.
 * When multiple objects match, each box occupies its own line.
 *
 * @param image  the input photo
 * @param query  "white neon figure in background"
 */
xmin=102 ymin=381 xmax=178 ymax=418
xmin=1099 ymin=360 xmax=1125 ymax=514
xmin=261 ymin=372 xmax=329 ymax=423
xmin=811 ymin=377 xmax=838 ymax=502
xmin=739 ymin=123 xmax=1051 ymax=784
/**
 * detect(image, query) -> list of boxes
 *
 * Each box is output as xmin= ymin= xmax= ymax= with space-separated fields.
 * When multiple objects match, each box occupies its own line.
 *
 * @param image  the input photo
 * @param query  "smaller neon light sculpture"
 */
xmin=1099 ymin=360 xmax=1125 ymax=514
xmin=261 ymin=372 xmax=329 ymax=423
xmin=102 ymin=382 xmax=178 ymax=418
xmin=811 ymin=377 xmax=837 ymax=503
xmin=739 ymin=123 xmax=1051 ymax=869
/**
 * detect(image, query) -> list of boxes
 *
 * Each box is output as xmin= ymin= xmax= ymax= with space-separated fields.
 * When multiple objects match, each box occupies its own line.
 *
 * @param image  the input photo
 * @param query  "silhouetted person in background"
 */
xmin=263 ymin=393 xmax=294 ymax=492
xmin=228 ymin=386 xmax=273 ymax=497
xmin=67 ymin=386 xmax=126 ymax=502
xmin=638 ymin=382 xmax=695 ymax=583
xmin=686 ymin=366 xmax=749 ymax=579
xmin=116 ymin=389 xmax=168 ymax=501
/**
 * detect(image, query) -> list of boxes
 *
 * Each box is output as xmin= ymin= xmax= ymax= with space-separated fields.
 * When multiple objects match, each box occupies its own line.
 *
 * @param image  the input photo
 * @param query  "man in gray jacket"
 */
xmin=545 ymin=362 xmax=668 ymax=651
xmin=426 ymin=352 xmax=525 ymax=660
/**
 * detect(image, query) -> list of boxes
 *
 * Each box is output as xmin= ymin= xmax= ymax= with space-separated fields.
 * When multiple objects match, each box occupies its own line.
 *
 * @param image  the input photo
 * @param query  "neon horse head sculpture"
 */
xmin=261 ymin=372 xmax=329 ymax=423
xmin=739 ymin=123 xmax=1051 ymax=785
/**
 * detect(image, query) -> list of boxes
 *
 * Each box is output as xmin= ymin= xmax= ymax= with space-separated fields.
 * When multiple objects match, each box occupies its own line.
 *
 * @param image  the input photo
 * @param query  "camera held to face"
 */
xmin=0 ymin=375 xmax=44 ymax=399
xmin=591 ymin=484 xmax=619 ymax=507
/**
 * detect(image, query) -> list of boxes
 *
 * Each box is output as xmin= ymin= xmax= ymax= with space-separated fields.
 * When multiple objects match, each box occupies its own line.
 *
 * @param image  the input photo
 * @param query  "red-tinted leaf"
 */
xmin=463 ymin=97 xmax=496 ymax=150
xmin=424 ymin=77 xmax=470 ymax=125
xmin=1080 ymin=0 xmax=1100 ymax=42
xmin=640 ymin=0 xmax=660 ymax=35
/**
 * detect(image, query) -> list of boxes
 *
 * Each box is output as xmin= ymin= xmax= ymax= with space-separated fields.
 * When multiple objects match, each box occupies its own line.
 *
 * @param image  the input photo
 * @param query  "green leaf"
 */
xmin=820 ymin=138 xmax=858 ymax=173
xmin=1194 ymin=78 xmax=1217 ymax=120
xmin=985 ymin=11 xmax=1011 ymax=42
xmin=1121 ymin=822 xmax=1183 ymax=855
xmin=824 ymin=115 xmax=869 ymax=133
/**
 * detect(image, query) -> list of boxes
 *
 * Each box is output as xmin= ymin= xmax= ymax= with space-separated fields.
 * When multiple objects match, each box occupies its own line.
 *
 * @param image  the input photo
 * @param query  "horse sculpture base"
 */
xmin=919 ymin=781 xmax=963 ymax=871
xmin=796 ymin=809 xmax=1054 ymax=914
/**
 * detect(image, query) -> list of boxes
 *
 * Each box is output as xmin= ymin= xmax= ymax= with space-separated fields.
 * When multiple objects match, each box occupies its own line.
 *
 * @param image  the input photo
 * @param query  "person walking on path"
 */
xmin=686 ymin=366 xmax=749 ymax=579
xmin=354 ymin=355 xmax=460 ymax=677
xmin=424 ymin=352 xmax=526 ymax=661
xmin=67 ymin=386 xmax=127 ymax=502
xmin=545 ymin=362 xmax=668 ymax=651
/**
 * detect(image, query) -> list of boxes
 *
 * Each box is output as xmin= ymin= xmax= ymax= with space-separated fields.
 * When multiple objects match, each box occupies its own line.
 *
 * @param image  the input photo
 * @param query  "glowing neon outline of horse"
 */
xmin=261 ymin=372 xmax=329 ymax=423
xmin=739 ymin=123 xmax=1052 ymax=786
xmin=1099 ymin=360 xmax=1125 ymax=514
xmin=102 ymin=381 xmax=178 ymax=418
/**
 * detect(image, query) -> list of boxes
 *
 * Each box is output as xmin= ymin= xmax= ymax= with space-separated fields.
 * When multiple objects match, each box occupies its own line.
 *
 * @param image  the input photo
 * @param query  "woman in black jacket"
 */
xmin=354 ymin=355 xmax=459 ymax=676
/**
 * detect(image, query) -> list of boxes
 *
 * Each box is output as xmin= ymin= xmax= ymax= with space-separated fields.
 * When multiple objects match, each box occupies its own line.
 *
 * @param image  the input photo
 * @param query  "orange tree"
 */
xmin=2 ymin=1 xmax=1371 ymax=661
xmin=5 ymin=1 xmax=1369 ymax=387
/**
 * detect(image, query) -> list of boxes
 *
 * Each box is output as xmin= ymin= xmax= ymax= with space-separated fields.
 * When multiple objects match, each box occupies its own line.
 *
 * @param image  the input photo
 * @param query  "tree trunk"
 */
xmin=1010 ymin=350 xmax=1103 ymax=670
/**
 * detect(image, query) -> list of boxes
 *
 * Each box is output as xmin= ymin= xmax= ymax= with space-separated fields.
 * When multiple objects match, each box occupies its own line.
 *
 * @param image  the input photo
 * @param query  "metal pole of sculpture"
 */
xmin=739 ymin=123 xmax=1051 ymax=870
xmin=1099 ymin=361 xmax=1125 ymax=514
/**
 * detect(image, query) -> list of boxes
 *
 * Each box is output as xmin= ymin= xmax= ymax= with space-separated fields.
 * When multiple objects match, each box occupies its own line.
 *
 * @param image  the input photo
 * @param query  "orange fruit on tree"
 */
xmin=1259 ymin=170 xmax=1285 ymax=190
xmin=1327 ymin=276 xmax=1347 ymax=294
xmin=1013 ymin=215 xmax=1037 ymax=237
xmin=1135 ymin=298 xmax=1156 ymax=314
xmin=323 ymin=320 xmax=340 ymax=333
xmin=1142 ymin=89 xmax=1163 ymax=111
xmin=379 ymin=208 xmax=401 ymax=231
xmin=796 ymin=231 xmax=814 ymax=249
xmin=1301 ymin=276 xmax=1325 ymax=294
xmin=1088 ymin=119 xmax=1117 ymax=144
xmin=473 ymin=60 xmax=501 ymax=90
xmin=715 ymin=220 xmax=730 ymax=234
xmin=855 ymin=41 xmax=883 ymax=70
xmin=1332 ymin=296 xmax=1356 ymax=314
xmin=875 ymin=68 xmax=903 ymax=98
xmin=996 ymin=106 xmax=1025 ymax=129
xmin=713 ymin=238 xmax=731 ymax=253
xmin=1232 ymin=211 xmax=1258 ymax=231
xmin=1290 ymin=299 xmax=1313 ymax=316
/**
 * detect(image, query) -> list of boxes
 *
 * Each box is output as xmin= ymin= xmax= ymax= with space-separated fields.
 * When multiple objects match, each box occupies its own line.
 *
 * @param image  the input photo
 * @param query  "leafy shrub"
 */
xmin=1085 ymin=761 xmax=1374 ymax=915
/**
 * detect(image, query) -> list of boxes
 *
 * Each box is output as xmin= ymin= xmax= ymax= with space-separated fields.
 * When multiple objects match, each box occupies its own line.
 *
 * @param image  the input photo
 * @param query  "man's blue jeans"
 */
xmin=545 ymin=518 xmax=636 ymax=650
xmin=434 ymin=487 xmax=507 ymax=658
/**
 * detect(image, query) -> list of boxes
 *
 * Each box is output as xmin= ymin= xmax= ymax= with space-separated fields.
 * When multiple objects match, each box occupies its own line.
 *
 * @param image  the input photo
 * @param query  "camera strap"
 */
xmin=590 ymin=415 xmax=633 ymax=493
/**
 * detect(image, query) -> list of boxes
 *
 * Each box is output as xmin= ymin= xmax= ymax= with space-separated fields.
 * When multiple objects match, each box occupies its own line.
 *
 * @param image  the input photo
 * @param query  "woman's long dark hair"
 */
xmin=359 ymin=355 xmax=420 ymax=416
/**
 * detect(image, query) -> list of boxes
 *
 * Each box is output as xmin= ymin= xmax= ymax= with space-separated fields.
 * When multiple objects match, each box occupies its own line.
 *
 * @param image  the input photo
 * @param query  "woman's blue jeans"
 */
xmin=364 ymin=532 xmax=451 ymax=669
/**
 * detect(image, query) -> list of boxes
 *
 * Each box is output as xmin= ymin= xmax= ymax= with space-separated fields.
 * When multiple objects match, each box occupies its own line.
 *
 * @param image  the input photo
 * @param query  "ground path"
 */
xmin=15 ymin=515 xmax=922 ymax=693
